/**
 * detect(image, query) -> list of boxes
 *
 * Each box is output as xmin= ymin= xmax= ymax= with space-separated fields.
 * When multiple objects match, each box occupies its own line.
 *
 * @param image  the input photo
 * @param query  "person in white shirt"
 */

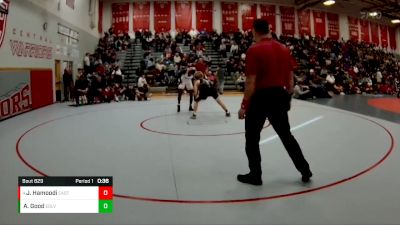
xmin=137 ymin=74 xmax=150 ymax=100
xmin=189 ymin=28 xmax=198 ymax=38
xmin=177 ymin=69 xmax=194 ymax=112
xmin=326 ymin=74 xmax=335 ymax=85
xmin=376 ymin=69 xmax=383 ymax=84
xmin=112 ymin=65 xmax=123 ymax=84
xmin=84 ymin=53 xmax=91 ymax=73
xmin=293 ymin=81 xmax=313 ymax=100
xmin=230 ymin=41 xmax=239 ymax=54
xmin=174 ymin=53 xmax=181 ymax=65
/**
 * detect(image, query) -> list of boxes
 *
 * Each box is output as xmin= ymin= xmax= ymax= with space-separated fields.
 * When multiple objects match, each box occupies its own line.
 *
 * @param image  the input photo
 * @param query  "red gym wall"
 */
xmin=30 ymin=70 xmax=53 ymax=109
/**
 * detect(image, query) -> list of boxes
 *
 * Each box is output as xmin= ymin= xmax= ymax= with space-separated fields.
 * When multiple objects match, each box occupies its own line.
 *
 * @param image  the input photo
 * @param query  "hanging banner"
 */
xmin=98 ymin=0 xmax=103 ymax=34
xmin=313 ymin=10 xmax=325 ymax=38
xmin=221 ymin=2 xmax=238 ymax=33
xmin=370 ymin=22 xmax=379 ymax=46
xmin=388 ymin=27 xmax=397 ymax=50
xmin=348 ymin=16 xmax=359 ymax=41
xmin=380 ymin=24 xmax=388 ymax=48
xmin=260 ymin=4 xmax=276 ymax=33
xmin=280 ymin=6 xmax=295 ymax=36
xmin=196 ymin=1 xmax=213 ymax=32
xmin=175 ymin=1 xmax=192 ymax=31
xmin=111 ymin=3 xmax=129 ymax=35
xmin=327 ymin=13 xmax=339 ymax=40
xmin=298 ymin=9 xmax=311 ymax=36
xmin=360 ymin=20 xmax=370 ymax=43
xmin=154 ymin=1 xmax=171 ymax=32
xmin=133 ymin=2 xmax=150 ymax=31
xmin=241 ymin=3 xmax=257 ymax=32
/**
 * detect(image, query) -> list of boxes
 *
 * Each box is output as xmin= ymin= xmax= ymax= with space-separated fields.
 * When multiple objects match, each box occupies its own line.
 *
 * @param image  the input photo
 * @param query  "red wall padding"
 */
xmin=30 ymin=70 xmax=53 ymax=109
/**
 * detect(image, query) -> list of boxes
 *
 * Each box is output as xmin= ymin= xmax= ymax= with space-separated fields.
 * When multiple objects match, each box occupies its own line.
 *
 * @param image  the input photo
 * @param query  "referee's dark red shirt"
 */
xmin=245 ymin=38 xmax=295 ymax=90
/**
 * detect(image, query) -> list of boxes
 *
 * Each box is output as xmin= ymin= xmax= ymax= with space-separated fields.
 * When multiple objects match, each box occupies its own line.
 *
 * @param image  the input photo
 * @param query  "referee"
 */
xmin=238 ymin=19 xmax=312 ymax=185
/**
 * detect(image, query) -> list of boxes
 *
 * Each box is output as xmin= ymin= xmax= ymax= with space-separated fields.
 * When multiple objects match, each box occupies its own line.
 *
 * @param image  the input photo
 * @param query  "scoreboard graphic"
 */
xmin=18 ymin=177 xmax=113 ymax=214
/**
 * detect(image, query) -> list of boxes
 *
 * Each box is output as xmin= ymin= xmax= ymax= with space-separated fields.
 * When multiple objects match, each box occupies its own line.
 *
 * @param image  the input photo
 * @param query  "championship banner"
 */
xmin=348 ymin=16 xmax=359 ymax=41
xmin=327 ymin=13 xmax=339 ymax=40
xmin=388 ymin=27 xmax=397 ymax=50
xmin=313 ymin=10 xmax=326 ymax=38
xmin=260 ymin=4 xmax=276 ymax=33
xmin=297 ymin=9 xmax=311 ymax=36
xmin=175 ymin=1 xmax=192 ymax=31
xmin=280 ymin=6 xmax=295 ymax=36
xmin=98 ymin=0 xmax=103 ymax=33
xmin=111 ymin=3 xmax=129 ymax=35
xmin=196 ymin=1 xmax=213 ymax=32
xmin=360 ymin=20 xmax=370 ymax=43
xmin=0 ymin=0 xmax=10 ymax=49
xmin=221 ymin=2 xmax=238 ymax=33
xmin=154 ymin=1 xmax=171 ymax=32
xmin=241 ymin=3 xmax=256 ymax=32
xmin=380 ymin=24 xmax=388 ymax=48
xmin=133 ymin=2 xmax=150 ymax=31
xmin=370 ymin=22 xmax=379 ymax=45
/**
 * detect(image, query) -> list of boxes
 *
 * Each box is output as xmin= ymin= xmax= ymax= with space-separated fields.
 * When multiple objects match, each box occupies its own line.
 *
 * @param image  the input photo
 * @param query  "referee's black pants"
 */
xmin=245 ymin=87 xmax=311 ymax=177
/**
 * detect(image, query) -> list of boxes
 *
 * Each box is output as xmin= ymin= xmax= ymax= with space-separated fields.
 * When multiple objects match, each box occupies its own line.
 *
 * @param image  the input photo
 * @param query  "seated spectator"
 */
xmin=112 ymin=65 xmax=123 ymax=84
xmin=195 ymin=58 xmax=208 ymax=74
xmin=137 ymin=74 xmax=150 ymax=101
xmin=102 ymin=86 xmax=115 ymax=103
xmin=88 ymin=75 xmax=103 ymax=104
xmin=235 ymin=72 xmax=246 ymax=91
xmin=174 ymin=53 xmax=181 ymax=65
xmin=74 ymin=73 xmax=89 ymax=106
xmin=293 ymin=81 xmax=314 ymax=100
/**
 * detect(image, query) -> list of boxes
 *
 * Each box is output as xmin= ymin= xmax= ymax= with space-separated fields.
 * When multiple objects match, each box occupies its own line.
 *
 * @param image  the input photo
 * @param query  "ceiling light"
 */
xmin=391 ymin=19 xmax=400 ymax=24
xmin=369 ymin=12 xmax=378 ymax=17
xmin=323 ymin=0 xmax=336 ymax=6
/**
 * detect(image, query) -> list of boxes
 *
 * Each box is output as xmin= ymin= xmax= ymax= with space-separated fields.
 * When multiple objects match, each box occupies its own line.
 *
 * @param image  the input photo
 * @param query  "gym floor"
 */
xmin=0 ymin=94 xmax=399 ymax=224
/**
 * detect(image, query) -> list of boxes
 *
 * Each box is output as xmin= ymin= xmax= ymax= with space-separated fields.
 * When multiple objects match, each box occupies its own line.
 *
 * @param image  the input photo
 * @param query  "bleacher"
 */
xmin=121 ymin=37 xmax=241 ymax=93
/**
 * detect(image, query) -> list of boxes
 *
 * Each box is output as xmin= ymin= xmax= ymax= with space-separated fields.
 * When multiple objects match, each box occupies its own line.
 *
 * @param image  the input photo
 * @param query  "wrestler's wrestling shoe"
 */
xmin=190 ymin=114 xmax=197 ymax=119
xmin=225 ymin=111 xmax=231 ymax=117
xmin=177 ymin=104 xmax=180 ymax=112
xmin=189 ymin=105 xmax=193 ymax=111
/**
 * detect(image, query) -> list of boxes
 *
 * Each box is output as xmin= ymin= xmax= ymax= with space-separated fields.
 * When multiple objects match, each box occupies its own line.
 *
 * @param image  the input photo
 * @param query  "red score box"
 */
xmin=99 ymin=186 xmax=113 ymax=200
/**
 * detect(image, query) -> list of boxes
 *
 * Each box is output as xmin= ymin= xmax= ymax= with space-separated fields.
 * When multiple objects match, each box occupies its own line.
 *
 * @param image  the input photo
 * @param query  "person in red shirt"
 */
xmin=195 ymin=58 xmax=208 ymax=74
xmin=237 ymin=19 xmax=312 ymax=185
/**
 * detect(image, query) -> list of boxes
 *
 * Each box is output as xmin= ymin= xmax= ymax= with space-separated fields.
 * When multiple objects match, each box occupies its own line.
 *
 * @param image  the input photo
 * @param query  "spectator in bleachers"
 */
xmin=74 ymin=72 xmax=89 ymax=106
xmin=137 ymin=74 xmax=150 ymax=101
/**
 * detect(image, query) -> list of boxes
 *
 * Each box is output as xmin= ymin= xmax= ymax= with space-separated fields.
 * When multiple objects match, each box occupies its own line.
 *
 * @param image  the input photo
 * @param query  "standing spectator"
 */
xmin=62 ymin=67 xmax=73 ymax=102
xmin=216 ymin=66 xmax=225 ymax=94
xmin=237 ymin=19 xmax=312 ymax=185
xmin=84 ymin=53 xmax=91 ymax=74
